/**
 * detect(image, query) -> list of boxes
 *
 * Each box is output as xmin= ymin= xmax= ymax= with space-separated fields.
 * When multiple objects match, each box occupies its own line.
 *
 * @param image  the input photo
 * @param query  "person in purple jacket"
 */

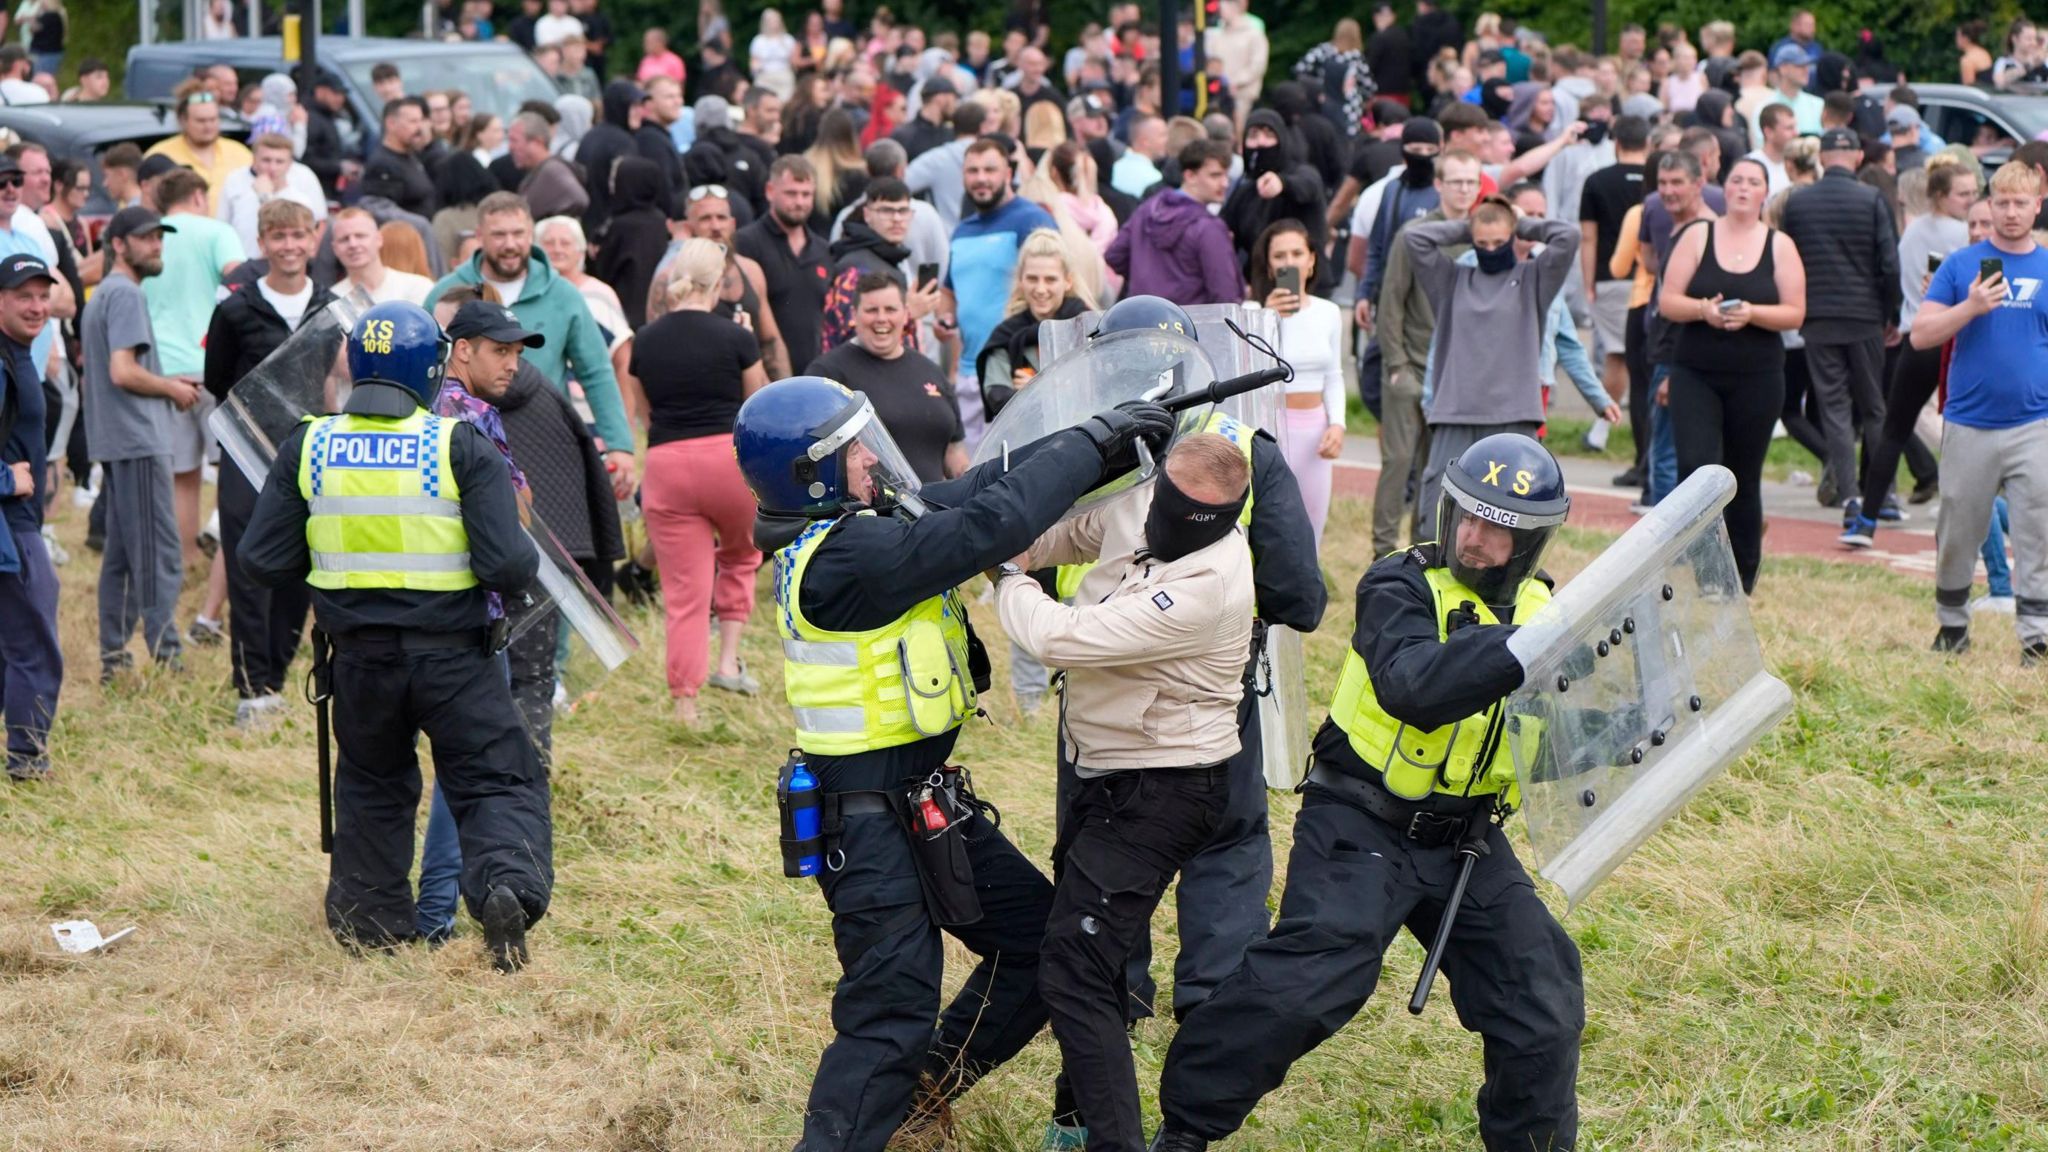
xmin=1106 ymin=139 xmax=1246 ymax=307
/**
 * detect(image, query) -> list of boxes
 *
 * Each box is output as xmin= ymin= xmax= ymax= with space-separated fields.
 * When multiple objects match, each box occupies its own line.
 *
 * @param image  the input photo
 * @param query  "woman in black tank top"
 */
xmin=1657 ymin=157 xmax=1809 ymax=593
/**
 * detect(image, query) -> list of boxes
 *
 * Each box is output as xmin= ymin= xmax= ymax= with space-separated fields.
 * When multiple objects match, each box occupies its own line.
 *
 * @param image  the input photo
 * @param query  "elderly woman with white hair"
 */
xmin=537 ymin=214 xmax=644 ymax=427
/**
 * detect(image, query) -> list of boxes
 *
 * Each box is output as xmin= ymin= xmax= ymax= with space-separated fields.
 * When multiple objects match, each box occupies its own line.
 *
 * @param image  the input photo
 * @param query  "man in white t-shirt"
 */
xmin=1744 ymin=103 xmax=1795 ymax=195
xmin=330 ymin=207 xmax=433 ymax=307
xmin=0 ymin=46 xmax=48 ymax=104
xmin=218 ymin=133 xmax=329 ymax=255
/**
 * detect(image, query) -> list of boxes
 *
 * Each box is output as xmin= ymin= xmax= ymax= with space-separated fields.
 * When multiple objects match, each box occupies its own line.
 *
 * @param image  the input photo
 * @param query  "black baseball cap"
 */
xmin=446 ymin=300 xmax=544 ymax=348
xmin=137 ymin=154 xmax=187 ymax=182
xmin=0 ymin=154 xmax=18 ymax=178
xmin=1818 ymin=127 xmax=1861 ymax=152
xmin=104 ymin=206 xmax=177 ymax=240
xmin=0 ymin=253 xmax=53 ymax=289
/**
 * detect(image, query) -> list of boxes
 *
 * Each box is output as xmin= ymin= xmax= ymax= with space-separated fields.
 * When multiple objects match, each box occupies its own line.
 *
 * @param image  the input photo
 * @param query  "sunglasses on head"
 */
xmin=688 ymin=184 xmax=731 ymax=201
xmin=183 ymin=90 xmax=217 ymax=108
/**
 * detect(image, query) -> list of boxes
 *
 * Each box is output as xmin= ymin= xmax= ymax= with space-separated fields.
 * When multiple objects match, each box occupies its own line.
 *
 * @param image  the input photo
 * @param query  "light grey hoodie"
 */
xmin=1406 ymin=216 xmax=1579 ymax=427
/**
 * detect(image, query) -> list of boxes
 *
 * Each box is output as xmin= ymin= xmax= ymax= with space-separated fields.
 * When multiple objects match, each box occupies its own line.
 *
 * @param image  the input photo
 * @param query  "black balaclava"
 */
xmin=1401 ymin=118 xmax=1443 ymax=187
xmin=1475 ymin=244 xmax=1517 ymax=274
xmin=1143 ymin=469 xmax=1247 ymax=562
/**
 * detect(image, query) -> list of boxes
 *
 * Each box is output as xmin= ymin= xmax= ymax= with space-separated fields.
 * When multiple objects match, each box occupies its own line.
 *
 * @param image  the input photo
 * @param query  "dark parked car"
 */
xmin=0 ymin=101 xmax=247 ymax=221
xmin=1908 ymin=84 xmax=2048 ymax=169
xmin=126 ymin=36 xmax=557 ymax=158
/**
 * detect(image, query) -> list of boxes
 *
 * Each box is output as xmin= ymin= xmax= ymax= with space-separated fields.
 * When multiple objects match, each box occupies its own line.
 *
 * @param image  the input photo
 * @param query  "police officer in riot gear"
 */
xmin=1149 ymin=432 xmax=1585 ymax=1152
xmin=1041 ymin=297 xmax=1326 ymax=1152
xmin=239 ymin=300 xmax=551 ymax=973
xmin=735 ymin=374 xmax=1174 ymax=1152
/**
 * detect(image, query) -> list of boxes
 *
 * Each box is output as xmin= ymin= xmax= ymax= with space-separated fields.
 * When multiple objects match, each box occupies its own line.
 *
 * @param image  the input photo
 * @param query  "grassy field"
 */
xmin=1 ymin=491 xmax=2045 ymax=1151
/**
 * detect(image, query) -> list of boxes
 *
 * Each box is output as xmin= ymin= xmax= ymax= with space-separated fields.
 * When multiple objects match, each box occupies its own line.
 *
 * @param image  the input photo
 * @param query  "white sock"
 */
xmin=1585 ymin=418 xmax=1612 ymax=450
xmin=195 ymin=615 xmax=220 ymax=629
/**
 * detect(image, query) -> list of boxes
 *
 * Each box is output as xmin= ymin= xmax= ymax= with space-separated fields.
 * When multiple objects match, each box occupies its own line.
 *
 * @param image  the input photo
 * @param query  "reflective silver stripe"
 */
xmin=783 ymin=637 xmax=860 ymax=666
xmin=792 ymin=706 xmax=867 ymax=734
xmin=308 ymin=495 xmax=462 ymax=518
xmin=310 ymin=550 xmax=473 ymax=573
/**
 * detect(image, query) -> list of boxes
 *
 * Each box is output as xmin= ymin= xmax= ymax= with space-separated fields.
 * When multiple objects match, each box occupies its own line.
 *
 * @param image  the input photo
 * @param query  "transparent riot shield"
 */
xmin=208 ymin=300 xmax=639 ymax=692
xmin=1256 ymin=624 xmax=1311 ymax=790
xmin=1505 ymin=465 xmax=1793 ymax=911
xmin=1037 ymin=302 xmax=1286 ymax=444
xmin=967 ymin=325 xmax=1219 ymax=524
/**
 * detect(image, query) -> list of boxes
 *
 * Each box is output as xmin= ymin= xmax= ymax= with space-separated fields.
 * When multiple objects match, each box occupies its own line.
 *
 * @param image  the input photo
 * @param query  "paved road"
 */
xmin=1331 ymin=435 xmax=1951 ymax=579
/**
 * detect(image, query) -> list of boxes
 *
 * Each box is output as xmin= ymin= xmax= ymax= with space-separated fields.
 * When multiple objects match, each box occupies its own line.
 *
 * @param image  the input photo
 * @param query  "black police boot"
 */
xmin=479 ymin=886 xmax=529 ymax=973
xmin=1148 ymin=1128 xmax=1209 ymax=1152
xmin=1931 ymin=626 xmax=1971 ymax=655
xmin=2024 ymin=642 xmax=2048 ymax=668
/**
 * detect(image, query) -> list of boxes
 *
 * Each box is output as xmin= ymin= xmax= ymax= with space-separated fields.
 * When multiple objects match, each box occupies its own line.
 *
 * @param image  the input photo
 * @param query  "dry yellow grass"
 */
xmin=1 ymin=495 xmax=2045 ymax=1150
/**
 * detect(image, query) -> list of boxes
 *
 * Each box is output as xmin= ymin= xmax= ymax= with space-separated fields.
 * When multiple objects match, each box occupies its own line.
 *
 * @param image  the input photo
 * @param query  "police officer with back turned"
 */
xmin=1150 ymin=432 xmax=1586 ymax=1152
xmin=733 ymin=374 xmax=1174 ymax=1152
xmin=239 ymin=300 xmax=552 ymax=973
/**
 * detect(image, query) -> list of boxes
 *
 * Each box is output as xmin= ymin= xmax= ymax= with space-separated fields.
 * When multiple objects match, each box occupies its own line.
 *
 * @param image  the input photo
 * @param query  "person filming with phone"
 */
xmin=1911 ymin=160 xmax=2048 ymax=663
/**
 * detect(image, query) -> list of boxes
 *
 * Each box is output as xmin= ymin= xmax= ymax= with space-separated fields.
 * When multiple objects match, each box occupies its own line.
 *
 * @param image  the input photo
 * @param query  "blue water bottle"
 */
xmin=780 ymin=750 xmax=824 ymax=877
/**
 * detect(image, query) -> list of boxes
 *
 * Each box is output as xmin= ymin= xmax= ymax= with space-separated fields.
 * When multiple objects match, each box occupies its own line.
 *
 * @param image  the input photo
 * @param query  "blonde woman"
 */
xmin=1046 ymin=140 xmax=1120 ymax=293
xmin=634 ymin=239 xmax=770 ymax=726
xmin=802 ymin=107 xmax=868 ymax=221
xmin=1016 ymin=168 xmax=1106 ymax=303
xmin=971 ymin=85 xmax=1021 ymax=138
xmin=1022 ymin=100 xmax=1066 ymax=159
xmin=749 ymin=8 xmax=798 ymax=98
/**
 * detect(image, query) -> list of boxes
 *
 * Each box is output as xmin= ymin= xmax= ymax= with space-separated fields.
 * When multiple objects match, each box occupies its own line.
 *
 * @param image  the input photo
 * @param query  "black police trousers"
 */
xmin=1158 ymin=792 xmax=1585 ymax=1152
xmin=326 ymin=641 xmax=554 ymax=946
xmin=217 ymin=465 xmax=310 ymax=699
xmin=799 ymin=802 xmax=1053 ymax=1152
xmin=1054 ymin=688 xmax=1273 ymax=1028
xmin=1044 ymin=765 xmax=1228 ymax=1152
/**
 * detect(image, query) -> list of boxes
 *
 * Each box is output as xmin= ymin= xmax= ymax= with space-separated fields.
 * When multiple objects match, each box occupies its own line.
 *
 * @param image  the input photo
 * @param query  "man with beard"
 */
xmin=427 ymin=192 xmax=638 ymax=496
xmin=937 ymin=138 xmax=1055 ymax=448
xmin=819 ymin=179 xmax=936 ymax=353
xmin=361 ymin=97 xmax=438 ymax=218
xmin=803 ymin=272 xmax=962 ymax=480
xmin=891 ymin=74 xmax=957 ymax=161
xmin=675 ymin=185 xmax=789 ymax=377
xmin=735 ymin=156 xmax=832 ymax=376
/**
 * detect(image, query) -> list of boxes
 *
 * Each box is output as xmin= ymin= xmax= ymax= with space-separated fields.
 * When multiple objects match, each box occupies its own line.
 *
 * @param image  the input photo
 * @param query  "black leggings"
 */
xmin=1670 ymin=361 xmax=1785 ymax=593
xmin=1859 ymin=342 xmax=1944 ymax=514
xmin=1625 ymin=304 xmax=1651 ymax=471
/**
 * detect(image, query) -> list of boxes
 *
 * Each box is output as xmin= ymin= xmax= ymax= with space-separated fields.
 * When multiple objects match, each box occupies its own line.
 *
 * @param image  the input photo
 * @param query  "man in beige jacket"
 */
xmin=992 ymin=432 xmax=1255 ymax=1152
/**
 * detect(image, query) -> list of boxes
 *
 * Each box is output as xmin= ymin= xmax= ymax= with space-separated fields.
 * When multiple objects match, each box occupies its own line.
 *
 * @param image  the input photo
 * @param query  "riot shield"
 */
xmin=967 ymin=326 xmax=1219 ymax=523
xmin=1257 ymin=624 xmax=1311 ymax=790
xmin=208 ymin=300 xmax=639 ymax=687
xmin=1036 ymin=302 xmax=1286 ymax=446
xmin=1505 ymin=465 xmax=1793 ymax=911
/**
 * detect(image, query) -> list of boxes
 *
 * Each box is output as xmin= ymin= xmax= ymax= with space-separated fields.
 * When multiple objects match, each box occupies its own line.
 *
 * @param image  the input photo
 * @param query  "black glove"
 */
xmin=1075 ymin=400 xmax=1175 ymax=483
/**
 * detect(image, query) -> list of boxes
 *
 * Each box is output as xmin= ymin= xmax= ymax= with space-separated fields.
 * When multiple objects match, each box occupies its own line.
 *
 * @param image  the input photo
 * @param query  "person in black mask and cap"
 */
xmin=993 ymin=430 xmax=1258 ymax=1152
xmin=1357 ymin=116 xmax=1444 ymax=332
xmin=1222 ymin=108 xmax=1329 ymax=286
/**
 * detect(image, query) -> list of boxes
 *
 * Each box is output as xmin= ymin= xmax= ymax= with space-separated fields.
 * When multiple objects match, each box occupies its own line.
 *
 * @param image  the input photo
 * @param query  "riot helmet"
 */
xmin=734 ymin=376 xmax=927 ymax=519
xmin=1091 ymin=294 xmax=1199 ymax=341
xmin=346 ymin=300 xmax=450 ymax=405
xmin=1437 ymin=433 xmax=1569 ymax=605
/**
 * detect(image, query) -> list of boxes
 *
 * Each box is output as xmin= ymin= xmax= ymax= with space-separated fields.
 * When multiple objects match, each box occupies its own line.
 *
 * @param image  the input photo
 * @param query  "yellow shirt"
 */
xmin=143 ymin=134 xmax=254 ymax=215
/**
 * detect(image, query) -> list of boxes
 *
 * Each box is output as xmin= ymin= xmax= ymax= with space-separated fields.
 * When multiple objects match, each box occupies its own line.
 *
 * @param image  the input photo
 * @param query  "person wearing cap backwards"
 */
xmin=83 ymin=207 xmax=200 ymax=683
xmin=237 ymin=299 xmax=549 ymax=972
xmin=0 ymin=251 xmax=63 ymax=779
xmin=732 ymin=372 xmax=1175 ymax=1151
xmin=1150 ymin=432 xmax=1584 ymax=1152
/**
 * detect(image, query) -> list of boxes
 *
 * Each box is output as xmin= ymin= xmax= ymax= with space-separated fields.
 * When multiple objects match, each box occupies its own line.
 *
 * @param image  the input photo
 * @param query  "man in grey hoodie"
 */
xmin=1405 ymin=195 xmax=1578 ymax=538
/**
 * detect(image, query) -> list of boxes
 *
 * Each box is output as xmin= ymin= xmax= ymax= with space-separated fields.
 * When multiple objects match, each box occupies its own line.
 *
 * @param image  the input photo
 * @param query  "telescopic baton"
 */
xmin=1409 ymin=824 xmax=1491 ymax=1014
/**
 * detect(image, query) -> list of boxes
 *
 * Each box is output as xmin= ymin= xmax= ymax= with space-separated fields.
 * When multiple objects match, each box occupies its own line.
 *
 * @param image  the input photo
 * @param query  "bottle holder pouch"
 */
xmin=896 ymin=765 xmax=983 ymax=926
xmin=777 ymin=751 xmax=825 ymax=878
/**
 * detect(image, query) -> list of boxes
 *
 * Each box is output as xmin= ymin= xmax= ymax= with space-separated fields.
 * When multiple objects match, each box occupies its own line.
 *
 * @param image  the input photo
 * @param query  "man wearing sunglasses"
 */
xmin=143 ymin=79 xmax=252 ymax=216
xmin=671 ymin=183 xmax=790 ymax=377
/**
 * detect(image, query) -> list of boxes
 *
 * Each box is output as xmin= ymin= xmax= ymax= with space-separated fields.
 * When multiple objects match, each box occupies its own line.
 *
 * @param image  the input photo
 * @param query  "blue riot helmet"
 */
xmin=346 ymin=300 xmax=451 ymax=405
xmin=1438 ymin=432 xmax=1570 ymax=605
xmin=1091 ymin=294 xmax=1199 ymax=341
xmin=735 ymin=376 xmax=928 ymax=519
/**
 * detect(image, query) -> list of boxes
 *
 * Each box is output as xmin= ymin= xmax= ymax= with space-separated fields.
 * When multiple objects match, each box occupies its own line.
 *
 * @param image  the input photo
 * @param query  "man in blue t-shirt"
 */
xmin=1912 ymin=163 xmax=2048 ymax=661
xmin=939 ymin=137 xmax=1055 ymax=450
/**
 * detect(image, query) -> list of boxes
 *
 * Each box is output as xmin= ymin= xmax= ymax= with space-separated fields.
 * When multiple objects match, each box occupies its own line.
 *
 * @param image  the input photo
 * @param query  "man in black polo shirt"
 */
xmin=734 ymin=155 xmax=831 ymax=373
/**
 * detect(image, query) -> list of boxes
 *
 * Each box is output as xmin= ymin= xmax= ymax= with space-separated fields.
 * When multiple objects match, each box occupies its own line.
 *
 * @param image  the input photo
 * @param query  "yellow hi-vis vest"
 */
xmin=774 ymin=515 xmax=976 ymax=756
xmin=1327 ymin=561 xmax=1549 ymax=808
xmin=296 ymin=409 xmax=476 ymax=592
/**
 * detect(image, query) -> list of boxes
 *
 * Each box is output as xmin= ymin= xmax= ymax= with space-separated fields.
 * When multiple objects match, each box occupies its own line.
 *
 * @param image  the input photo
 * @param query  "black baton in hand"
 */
xmin=1410 ymin=821 xmax=1492 ymax=1014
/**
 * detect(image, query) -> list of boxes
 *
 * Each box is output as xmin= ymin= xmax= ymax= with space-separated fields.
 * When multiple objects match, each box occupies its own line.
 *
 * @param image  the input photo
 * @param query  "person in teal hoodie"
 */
xmin=427 ymin=191 xmax=638 ymax=496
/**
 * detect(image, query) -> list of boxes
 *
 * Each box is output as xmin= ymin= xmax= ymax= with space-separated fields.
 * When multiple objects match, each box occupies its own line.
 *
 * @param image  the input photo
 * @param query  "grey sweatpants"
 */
xmin=97 ymin=455 xmax=183 ymax=666
xmin=1417 ymin=420 xmax=1543 ymax=542
xmin=1371 ymin=366 xmax=1432 ymax=555
xmin=1806 ymin=337 xmax=1886 ymax=507
xmin=1935 ymin=419 xmax=2048 ymax=646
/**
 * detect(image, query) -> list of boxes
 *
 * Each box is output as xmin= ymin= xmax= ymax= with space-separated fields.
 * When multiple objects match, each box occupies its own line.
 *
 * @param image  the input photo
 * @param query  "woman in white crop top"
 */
xmin=1250 ymin=219 xmax=1345 ymax=545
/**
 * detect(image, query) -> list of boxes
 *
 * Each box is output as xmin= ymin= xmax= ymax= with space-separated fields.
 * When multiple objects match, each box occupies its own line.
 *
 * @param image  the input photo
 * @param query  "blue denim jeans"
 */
xmin=1983 ymin=495 xmax=2013 ymax=598
xmin=1646 ymin=364 xmax=1679 ymax=505
xmin=416 ymin=783 xmax=461 ymax=941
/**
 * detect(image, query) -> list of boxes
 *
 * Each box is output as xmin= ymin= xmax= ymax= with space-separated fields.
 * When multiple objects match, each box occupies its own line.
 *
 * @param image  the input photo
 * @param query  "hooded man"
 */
xmin=1221 ymin=108 xmax=1330 ymax=283
xmin=1358 ymin=117 xmax=1445 ymax=319
xmin=575 ymin=79 xmax=663 ymax=238
xmin=682 ymin=96 xmax=765 ymax=217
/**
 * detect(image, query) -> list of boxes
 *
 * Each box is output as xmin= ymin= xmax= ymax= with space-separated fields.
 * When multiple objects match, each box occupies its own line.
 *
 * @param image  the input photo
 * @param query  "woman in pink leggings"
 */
xmin=631 ymin=240 xmax=773 ymax=726
xmin=1251 ymin=220 xmax=1346 ymax=547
